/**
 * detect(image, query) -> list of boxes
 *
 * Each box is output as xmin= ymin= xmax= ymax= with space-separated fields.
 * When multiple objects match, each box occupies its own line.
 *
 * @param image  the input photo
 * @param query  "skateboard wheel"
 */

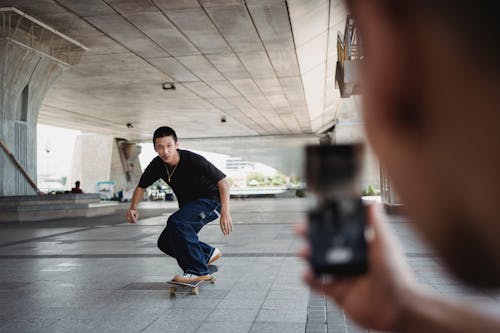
xmin=210 ymin=277 xmax=216 ymax=284
xmin=192 ymin=287 xmax=199 ymax=295
xmin=169 ymin=287 xmax=176 ymax=295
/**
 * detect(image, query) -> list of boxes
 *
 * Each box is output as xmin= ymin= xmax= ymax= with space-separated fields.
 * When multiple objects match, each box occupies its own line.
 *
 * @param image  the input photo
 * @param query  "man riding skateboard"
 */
xmin=127 ymin=126 xmax=232 ymax=283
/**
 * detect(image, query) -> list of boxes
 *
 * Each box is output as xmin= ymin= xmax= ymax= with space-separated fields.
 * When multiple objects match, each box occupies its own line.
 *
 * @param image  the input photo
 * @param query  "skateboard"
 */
xmin=168 ymin=265 xmax=218 ymax=296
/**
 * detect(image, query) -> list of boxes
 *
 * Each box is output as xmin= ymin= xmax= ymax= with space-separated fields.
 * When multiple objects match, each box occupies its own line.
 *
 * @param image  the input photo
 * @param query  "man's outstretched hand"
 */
xmin=220 ymin=212 xmax=233 ymax=236
xmin=127 ymin=209 xmax=139 ymax=224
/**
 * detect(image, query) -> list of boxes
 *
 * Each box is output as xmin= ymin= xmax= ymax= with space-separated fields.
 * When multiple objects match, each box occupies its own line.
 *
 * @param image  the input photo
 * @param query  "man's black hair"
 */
xmin=153 ymin=126 xmax=178 ymax=144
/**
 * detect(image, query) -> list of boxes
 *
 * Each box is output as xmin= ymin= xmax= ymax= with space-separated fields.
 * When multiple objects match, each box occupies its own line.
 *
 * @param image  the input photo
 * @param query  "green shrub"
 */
xmin=364 ymin=185 xmax=380 ymax=196
xmin=295 ymin=189 xmax=306 ymax=197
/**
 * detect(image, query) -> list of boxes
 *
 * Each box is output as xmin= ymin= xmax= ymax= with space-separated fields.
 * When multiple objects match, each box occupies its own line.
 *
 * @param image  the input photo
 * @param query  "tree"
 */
xmin=246 ymin=172 xmax=265 ymax=186
xmin=271 ymin=173 xmax=287 ymax=186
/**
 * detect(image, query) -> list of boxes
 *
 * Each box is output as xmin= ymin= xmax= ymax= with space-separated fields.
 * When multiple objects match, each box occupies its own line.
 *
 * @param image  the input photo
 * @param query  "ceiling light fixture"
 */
xmin=162 ymin=82 xmax=176 ymax=91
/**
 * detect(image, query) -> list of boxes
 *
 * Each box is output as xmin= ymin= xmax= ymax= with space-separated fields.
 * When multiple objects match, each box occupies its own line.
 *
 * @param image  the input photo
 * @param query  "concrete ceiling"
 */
xmin=2 ymin=0 xmax=350 ymax=175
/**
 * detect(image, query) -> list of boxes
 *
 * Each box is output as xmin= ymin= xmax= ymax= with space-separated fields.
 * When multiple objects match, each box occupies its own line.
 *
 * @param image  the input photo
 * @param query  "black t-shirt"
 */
xmin=138 ymin=149 xmax=226 ymax=207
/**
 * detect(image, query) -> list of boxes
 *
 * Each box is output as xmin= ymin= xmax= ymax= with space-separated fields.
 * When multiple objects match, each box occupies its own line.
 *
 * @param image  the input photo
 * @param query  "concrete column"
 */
xmin=109 ymin=139 xmax=143 ymax=194
xmin=380 ymin=164 xmax=403 ymax=213
xmin=0 ymin=39 xmax=64 ymax=196
xmin=0 ymin=8 xmax=86 ymax=196
xmin=334 ymin=96 xmax=380 ymax=192
xmin=70 ymin=134 xmax=114 ymax=194
xmin=70 ymin=136 xmax=142 ymax=196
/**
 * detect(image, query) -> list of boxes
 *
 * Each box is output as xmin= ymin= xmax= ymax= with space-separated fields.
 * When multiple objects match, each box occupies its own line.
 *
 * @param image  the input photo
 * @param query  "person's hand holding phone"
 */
xmin=298 ymin=204 xmax=417 ymax=331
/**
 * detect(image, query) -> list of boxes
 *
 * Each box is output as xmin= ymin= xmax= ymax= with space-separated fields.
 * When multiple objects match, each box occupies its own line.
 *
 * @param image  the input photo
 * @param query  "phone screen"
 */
xmin=305 ymin=144 xmax=368 ymax=276
xmin=308 ymin=197 xmax=368 ymax=275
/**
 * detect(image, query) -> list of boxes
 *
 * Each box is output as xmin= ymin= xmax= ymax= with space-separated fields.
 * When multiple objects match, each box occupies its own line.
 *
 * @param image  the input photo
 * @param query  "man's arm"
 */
xmin=127 ymin=187 xmax=144 ymax=224
xmin=396 ymin=286 xmax=500 ymax=333
xmin=217 ymin=178 xmax=232 ymax=236
xmin=301 ymin=205 xmax=500 ymax=333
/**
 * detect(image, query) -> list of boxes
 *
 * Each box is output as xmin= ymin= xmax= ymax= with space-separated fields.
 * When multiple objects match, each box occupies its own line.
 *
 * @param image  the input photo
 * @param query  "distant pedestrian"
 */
xmin=71 ymin=180 xmax=83 ymax=193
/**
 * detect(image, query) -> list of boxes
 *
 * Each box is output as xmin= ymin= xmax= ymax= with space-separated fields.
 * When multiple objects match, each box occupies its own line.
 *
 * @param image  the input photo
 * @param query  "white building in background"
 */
xmin=225 ymin=157 xmax=255 ymax=171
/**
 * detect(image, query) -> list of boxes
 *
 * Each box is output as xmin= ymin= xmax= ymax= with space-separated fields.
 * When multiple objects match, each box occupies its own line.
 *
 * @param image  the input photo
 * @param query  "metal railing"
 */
xmin=337 ymin=15 xmax=360 ymax=63
xmin=335 ymin=15 xmax=362 ymax=98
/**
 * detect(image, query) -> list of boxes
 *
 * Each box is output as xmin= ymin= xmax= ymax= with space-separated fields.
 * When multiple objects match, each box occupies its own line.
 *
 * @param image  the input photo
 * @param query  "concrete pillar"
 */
xmin=109 ymin=139 xmax=143 ymax=194
xmin=70 ymin=134 xmax=114 ymax=193
xmin=0 ymin=8 xmax=86 ymax=196
xmin=0 ymin=39 xmax=64 ymax=195
xmin=70 ymin=135 xmax=142 ymax=196
xmin=380 ymin=164 xmax=403 ymax=213
xmin=334 ymin=96 xmax=380 ymax=192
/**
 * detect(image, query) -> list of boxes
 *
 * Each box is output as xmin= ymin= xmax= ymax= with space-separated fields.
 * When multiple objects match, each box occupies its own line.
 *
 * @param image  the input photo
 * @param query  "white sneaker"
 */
xmin=208 ymin=248 xmax=222 ymax=265
xmin=174 ymin=272 xmax=210 ymax=283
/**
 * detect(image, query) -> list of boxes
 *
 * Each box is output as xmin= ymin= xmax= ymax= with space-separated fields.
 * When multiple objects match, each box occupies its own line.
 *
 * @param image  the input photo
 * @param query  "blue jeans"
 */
xmin=157 ymin=198 xmax=220 ymax=275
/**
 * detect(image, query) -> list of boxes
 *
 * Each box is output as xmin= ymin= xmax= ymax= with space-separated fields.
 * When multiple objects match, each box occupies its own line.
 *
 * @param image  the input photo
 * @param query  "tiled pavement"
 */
xmin=0 ymin=198 xmax=498 ymax=332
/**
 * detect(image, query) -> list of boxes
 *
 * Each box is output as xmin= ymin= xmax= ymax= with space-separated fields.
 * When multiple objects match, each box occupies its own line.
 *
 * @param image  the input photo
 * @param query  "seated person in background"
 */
xmin=71 ymin=181 xmax=83 ymax=194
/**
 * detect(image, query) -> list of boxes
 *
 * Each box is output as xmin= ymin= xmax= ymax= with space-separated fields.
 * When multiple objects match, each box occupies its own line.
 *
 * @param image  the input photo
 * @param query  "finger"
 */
xmin=128 ymin=210 xmax=137 ymax=222
xmin=303 ymin=269 xmax=336 ymax=295
xmin=366 ymin=203 xmax=385 ymax=236
xmin=297 ymin=245 xmax=310 ymax=259
xmin=226 ymin=220 xmax=232 ymax=235
xmin=127 ymin=213 xmax=133 ymax=224
xmin=304 ymin=269 xmax=357 ymax=305
xmin=294 ymin=223 xmax=308 ymax=238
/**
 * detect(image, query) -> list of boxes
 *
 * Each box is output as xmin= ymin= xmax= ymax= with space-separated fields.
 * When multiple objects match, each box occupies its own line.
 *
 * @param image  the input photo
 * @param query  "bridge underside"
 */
xmin=24 ymin=0 xmax=350 ymax=140
xmin=0 ymin=0 xmax=382 ymax=198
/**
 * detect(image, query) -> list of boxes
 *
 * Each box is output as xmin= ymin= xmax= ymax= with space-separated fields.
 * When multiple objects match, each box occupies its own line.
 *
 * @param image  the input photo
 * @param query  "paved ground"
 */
xmin=0 ymin=198 xmax=498 ymax=333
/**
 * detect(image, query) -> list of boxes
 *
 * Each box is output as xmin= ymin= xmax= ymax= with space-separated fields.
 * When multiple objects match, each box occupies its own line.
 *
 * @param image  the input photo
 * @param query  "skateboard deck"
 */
xmin=168 ymin=265 xmax=218 ymax=295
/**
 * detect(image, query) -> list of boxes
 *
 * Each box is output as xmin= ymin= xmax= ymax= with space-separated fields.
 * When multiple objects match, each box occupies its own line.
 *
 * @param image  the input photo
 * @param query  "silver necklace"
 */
xmin=166 ymin=164 xmax=178 ymax=182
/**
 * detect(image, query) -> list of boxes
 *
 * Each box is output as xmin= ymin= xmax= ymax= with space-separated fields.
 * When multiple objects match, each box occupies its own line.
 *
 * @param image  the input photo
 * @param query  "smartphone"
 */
xmin=306 ymin=144 xmax=368 ymax=276
xmin=308 ymin=197 xmax=368 ymax=275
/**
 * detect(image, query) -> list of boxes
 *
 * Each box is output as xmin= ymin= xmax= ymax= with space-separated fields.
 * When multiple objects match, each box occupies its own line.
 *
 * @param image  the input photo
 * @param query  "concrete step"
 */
xmin=0 ymin=194 xmax=118 ymax=222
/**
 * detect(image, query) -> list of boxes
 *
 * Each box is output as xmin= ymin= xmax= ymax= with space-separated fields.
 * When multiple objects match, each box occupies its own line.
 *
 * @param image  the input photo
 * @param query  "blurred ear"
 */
xmin=345 ymin=0 xmax=424 ymax=151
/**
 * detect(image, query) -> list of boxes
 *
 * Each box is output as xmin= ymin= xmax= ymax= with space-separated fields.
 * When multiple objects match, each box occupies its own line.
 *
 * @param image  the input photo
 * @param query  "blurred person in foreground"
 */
xmin=300 ymin=0 xmax=500 ymax=332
